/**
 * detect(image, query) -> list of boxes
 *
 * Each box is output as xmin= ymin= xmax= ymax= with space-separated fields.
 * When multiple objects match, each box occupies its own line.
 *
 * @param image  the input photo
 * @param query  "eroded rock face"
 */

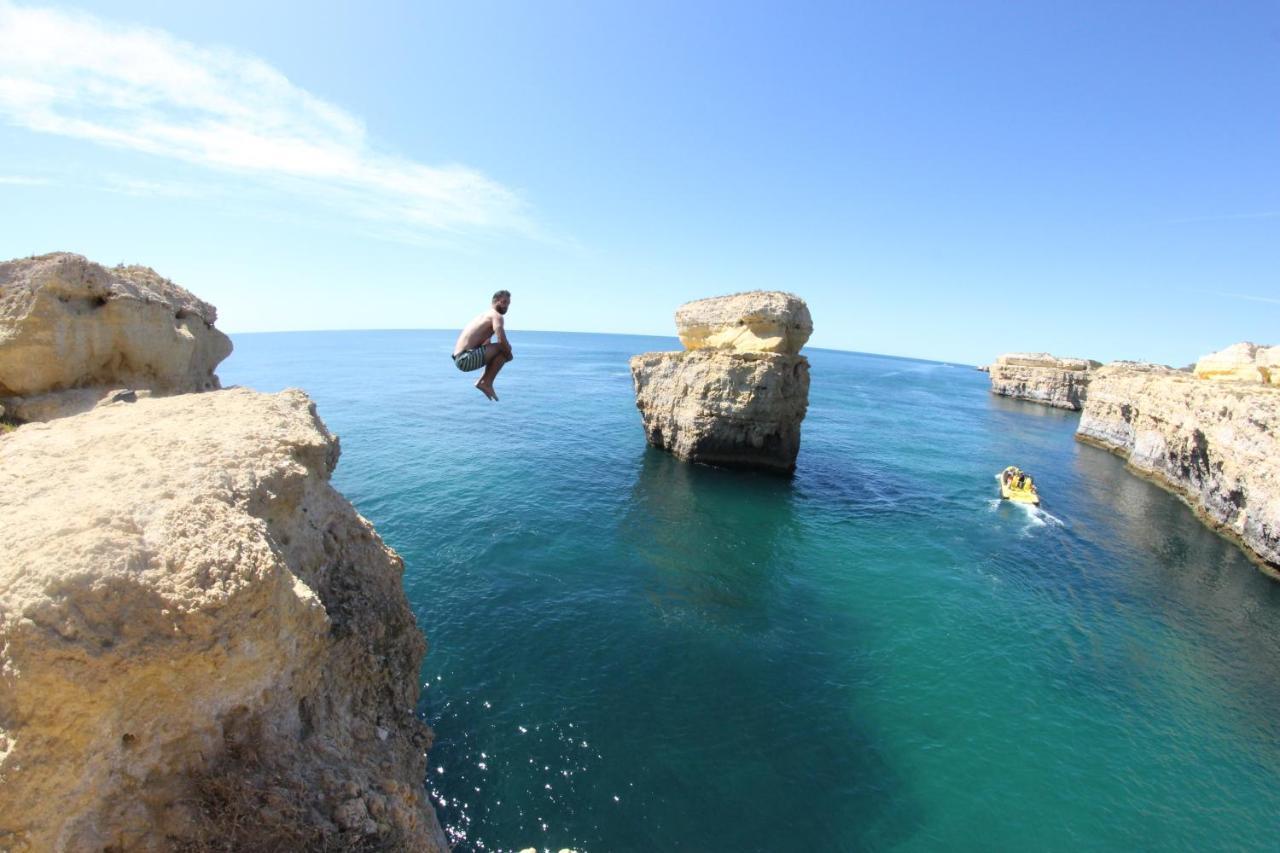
xmin=0 ymin=253 xmax=232 ymax=417
xmin=0 ymin=389 xmax=448 ymax=852
xmin=633 ymin=291 xmax=812 ymax=472
xmin=1076 ymin=362 xmax=1280 ymax=576
xmin=989 ymin=352 xmax=1100 ymax=410
xmin=1194 ymin=341 xmax=1280 ymax=385
xmin=630 ymin=350 xmax=810 ymax=472
xmin=675 ymin=290 xmax=812 ymax=354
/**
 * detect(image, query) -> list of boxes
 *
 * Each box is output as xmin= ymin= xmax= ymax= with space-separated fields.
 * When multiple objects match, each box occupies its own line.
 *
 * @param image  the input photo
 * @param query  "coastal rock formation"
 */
xmin=0 ymin=388 xmax=448 ymax=851
xmin=631 ymin=291 xmax=811 ymax=473
xmin=988 ymin=352 xmax=1100 ymax=410
xmin=675 ymin=290 xmax=813 ymax=354
xmin=1193 ymin=341 xmax=1280 ymax=385
xmin=1076 ymin=362 xmax=1280 ymax=577
xmin=0 ymin=253 xmax=232 ymax=421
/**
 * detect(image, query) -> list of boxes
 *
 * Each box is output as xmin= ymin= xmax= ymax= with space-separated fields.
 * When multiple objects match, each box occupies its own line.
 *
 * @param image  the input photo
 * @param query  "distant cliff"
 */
xmin=630 ymin=291 xmax=811 ymax=473
xmin=0 ymin=254 xmax=447 ymax=851
xmin=1193 ymin=341 xmax=1280 ymax=385
xmin=988 ymin=352 xmax=1100 ymax=410
xmin=1076 ymin=361 xmax=1280 ymax=578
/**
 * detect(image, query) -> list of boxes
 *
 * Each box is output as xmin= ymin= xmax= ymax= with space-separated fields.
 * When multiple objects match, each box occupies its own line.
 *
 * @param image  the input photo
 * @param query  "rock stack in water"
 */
xmin=630 ymin=291 xmax=811 ymax=473
xmin=1076 ymin=357 xmax=1280 ymax=579
xmin=0 ymin=254 xmax=448 ymax=851
xmin=988 ymin=352 xmax=1101 ymax=410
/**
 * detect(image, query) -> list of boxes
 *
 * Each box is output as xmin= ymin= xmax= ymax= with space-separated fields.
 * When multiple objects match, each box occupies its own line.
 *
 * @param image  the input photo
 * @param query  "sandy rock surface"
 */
xmin=631 ymin=350 xmax=810 ymax=472
xmin=1076 ymin=362 xmax=1280 ymax=576
xmin=989 ymin=352 xmax=1100 ymax=410
xmin=0 ymin=389 xmax=447 ymax=852
xmin=1194 ymin=341 xmax=1279 ymax=385
xmin=675 ymin=290 xmax=813 ymax=354
xmin=0 ymin=253 xmax=232 ymax=405
xmin=634 ymin=291 xmax=812 ymax=472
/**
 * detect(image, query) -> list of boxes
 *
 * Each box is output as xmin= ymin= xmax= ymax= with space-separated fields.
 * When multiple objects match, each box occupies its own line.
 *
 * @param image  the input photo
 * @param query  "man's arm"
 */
xmin=492 ymin=311 xmax=513 ymax=358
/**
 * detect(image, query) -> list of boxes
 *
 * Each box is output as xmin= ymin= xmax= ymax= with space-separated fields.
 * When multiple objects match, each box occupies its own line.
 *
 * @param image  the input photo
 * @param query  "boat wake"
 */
xmin=1018 ymin=502 xmax=1065 ymax=528
xmin=988 ymin=480 xmax=1065 ymax=529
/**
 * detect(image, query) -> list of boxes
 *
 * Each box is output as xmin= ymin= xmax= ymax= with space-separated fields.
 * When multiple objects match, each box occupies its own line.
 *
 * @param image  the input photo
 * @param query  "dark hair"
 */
xmin=492 ymin=290 xmax=511 ymax=303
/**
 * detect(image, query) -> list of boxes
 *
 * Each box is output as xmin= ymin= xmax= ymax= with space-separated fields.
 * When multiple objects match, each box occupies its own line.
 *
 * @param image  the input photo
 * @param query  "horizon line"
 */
xmin=222 ymin=326 xmax=981 ymax=368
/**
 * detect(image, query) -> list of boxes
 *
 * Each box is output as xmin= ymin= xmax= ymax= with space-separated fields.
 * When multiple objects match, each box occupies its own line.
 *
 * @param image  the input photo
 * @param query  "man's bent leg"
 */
xmin=475 ymin=343 xmax=508 ymax=400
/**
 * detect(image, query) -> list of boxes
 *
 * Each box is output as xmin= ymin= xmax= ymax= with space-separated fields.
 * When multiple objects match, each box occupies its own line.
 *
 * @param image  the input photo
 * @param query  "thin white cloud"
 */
xmin=1180 ymin=287 xmax=1280 ymax=307
xmin=1211 ymin=290 xmax=1280 ymax=306
xmin=1166 ymin=211 xmax=1280 ymax=225
xmin=0 ymin=1 xmax=531 ymax=236
xmin=0 ymin=173 xmax=49 ymax=185
xmin=96 ymin=173 xmax=212 ymax=199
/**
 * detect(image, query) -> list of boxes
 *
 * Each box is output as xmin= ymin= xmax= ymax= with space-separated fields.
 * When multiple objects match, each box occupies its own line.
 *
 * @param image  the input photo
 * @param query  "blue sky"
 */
xmin=1 ymin=0 xmax=1276 ymax=365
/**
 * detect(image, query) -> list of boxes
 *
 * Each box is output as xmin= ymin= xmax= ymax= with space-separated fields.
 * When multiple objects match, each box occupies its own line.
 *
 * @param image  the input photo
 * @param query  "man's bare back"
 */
xmin=451 ymin=291 xmax=513 ymax=401
xmin=454 ymin=310 xmax=502 ymax=355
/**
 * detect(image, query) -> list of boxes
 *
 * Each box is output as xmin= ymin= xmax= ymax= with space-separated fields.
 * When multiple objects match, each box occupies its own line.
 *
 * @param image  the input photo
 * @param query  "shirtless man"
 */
xmin=452 ymin=290 xmax=513 ymax=400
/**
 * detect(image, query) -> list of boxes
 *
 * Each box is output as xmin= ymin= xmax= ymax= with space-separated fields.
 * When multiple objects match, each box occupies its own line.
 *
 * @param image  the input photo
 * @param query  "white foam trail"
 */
xmin=1017 ymin=502 xmax=1065 ymax=528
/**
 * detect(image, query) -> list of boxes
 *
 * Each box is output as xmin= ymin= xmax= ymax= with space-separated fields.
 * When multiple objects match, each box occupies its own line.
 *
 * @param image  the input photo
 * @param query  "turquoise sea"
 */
xmin=222 ymin=330 xmax=1280 ymax=852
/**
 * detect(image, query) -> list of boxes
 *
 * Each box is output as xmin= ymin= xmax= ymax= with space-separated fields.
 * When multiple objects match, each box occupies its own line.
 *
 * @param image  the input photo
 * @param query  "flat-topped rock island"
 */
xmin=630 ymin=291 xmax=812 ymax=473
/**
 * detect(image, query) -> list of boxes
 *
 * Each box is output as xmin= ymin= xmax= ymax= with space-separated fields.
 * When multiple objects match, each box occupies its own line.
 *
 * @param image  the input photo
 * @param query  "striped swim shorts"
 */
xmin=452 ymin=345 xmax=487 ymax=372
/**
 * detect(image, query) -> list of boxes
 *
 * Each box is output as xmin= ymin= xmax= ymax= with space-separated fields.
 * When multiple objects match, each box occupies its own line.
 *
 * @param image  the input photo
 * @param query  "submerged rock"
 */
xmin=1193 ymin=341 xmax=1280 ymax=385
xmin=632 ymin=291 xmax=811 ymax=473
xmin=988 ymin=352 xmax=1100 ymax=410
xmin=0 ymin=253 xmax=232 ymax=420
xmin=0 ymin=388 xmax=448 ymax=851
xmin=1076 ymin=362 xmax=1280 ymax=577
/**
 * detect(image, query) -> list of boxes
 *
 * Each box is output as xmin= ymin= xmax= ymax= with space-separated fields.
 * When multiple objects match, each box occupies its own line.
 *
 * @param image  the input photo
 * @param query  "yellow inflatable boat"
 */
xmin=999 ymin=466 xmax=1040 ymax=505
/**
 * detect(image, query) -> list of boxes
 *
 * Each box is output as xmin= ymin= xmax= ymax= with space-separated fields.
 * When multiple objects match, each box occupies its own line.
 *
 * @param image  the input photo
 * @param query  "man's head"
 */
xmin=492 ymin=289 xmax=511 ymax=315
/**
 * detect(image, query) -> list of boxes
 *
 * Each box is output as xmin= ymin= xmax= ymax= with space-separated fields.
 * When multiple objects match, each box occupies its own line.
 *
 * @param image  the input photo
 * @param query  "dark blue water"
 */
xmin=222 ymin=330 xmax=1280 ymax=852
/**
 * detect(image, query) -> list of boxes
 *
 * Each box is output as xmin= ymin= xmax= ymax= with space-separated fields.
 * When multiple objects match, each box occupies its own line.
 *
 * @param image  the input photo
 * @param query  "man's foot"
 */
xmin=475 ymin=380 xmax=498 ymax=401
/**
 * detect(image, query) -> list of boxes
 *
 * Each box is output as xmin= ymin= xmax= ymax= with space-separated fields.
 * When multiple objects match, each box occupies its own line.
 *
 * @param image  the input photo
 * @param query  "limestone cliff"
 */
xmin=1076 ymin=362 xmax=1280 ymax=577
xmin=0 ymin=388 xmax=448 ymax=851
xmin=631 ymin=291 xmax=811 ymax=473
xmin=675 ymin=290 xmax=812 ymax=354
xmin=989 ymin=352 xmax=1100 ymax=410
xmin=0 ymin=253 xmax=232 ymax=422
xmin=1193 ymin=341 xmax=1280 ymax=385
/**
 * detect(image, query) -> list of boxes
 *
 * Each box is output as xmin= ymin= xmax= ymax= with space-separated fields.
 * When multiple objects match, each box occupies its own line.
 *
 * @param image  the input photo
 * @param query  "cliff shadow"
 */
xmin=1068 ymin=442 xmax=1280 ymax=703
xmin=986 ymin=391 xmax=1084 ymax=422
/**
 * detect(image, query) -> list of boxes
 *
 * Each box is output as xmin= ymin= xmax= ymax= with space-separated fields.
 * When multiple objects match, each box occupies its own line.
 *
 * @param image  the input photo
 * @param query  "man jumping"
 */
xmin=452 ymin=290 xmax=513 ymax=401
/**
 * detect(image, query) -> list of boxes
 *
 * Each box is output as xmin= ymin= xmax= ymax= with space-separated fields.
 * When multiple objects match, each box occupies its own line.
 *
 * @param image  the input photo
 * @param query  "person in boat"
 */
xmin=453 ymin=290 xmax=513 ymax=401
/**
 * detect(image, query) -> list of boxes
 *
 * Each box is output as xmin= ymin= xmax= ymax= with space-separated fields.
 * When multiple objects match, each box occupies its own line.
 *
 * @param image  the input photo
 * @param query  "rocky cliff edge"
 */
xmin=1076 ymin=362 xmax=1280 ymax=577
xmin=0 ymin=253 xmax=232 ymax=422
xmin=0 ymin=388 xmax=448 ymax=851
